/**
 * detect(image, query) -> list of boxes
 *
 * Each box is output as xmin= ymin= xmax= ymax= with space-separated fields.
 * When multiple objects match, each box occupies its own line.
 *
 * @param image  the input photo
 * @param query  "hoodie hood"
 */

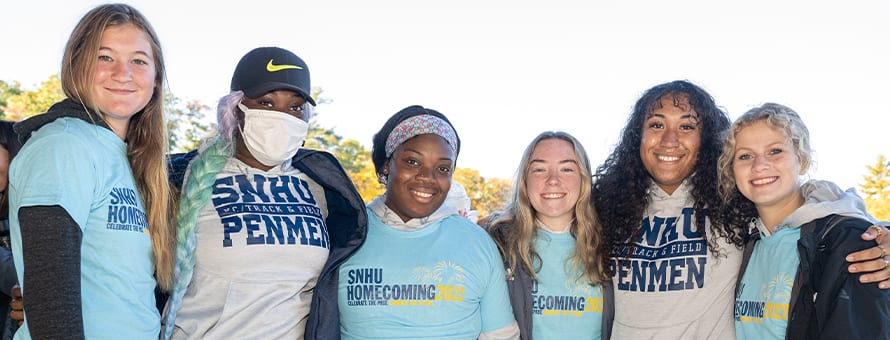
xmin=13 ymin=98 xmax=110 ymax=145
xmin=760 ymin=179 xmax=877 ymax=236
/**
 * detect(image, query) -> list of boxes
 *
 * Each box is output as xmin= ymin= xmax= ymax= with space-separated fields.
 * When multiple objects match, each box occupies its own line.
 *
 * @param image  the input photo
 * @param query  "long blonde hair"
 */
xmin=61 ymin=3 xmax=175 ymax=290
xmin=488 ymin=131 xmax=607 ymax=285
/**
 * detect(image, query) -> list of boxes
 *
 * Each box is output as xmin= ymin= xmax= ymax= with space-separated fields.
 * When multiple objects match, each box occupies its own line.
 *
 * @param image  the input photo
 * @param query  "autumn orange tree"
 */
xmin=861 ymin=154 xmax=890 ymax=220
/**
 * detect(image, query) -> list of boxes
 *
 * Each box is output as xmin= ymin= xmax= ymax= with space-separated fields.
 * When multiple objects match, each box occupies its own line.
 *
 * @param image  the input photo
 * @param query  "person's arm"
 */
xmin=846 ymin=225 xmax=890 ymax=288
xmin=479 ymin=320 xmax=520 ymax=340
xmin=0 ymin=247 xmax=16 ymax=297
xmin=478 ymin=237 xmax=520 ymax=340
xmin=19 ymin=205 xmax=84 ymax=339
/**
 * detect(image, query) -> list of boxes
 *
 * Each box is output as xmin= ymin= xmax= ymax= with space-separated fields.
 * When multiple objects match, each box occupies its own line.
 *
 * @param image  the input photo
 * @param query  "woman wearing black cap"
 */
xmin=162 ymin=46 xmax=367 ymax=339
xmin=319 ymin=105 xmax=519 ymax=339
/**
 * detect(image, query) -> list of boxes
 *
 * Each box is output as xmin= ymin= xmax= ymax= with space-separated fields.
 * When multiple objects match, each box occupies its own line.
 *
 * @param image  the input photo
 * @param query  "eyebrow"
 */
xmin=98 ymin=46 xmax=153 ymax=59
xmin=400 ymin=147 xmax=455 ymax=162
xmin=530 ymin=158 xmax=578 ymax=165
xmin=647 ymin=112 xmax=698 ymax=120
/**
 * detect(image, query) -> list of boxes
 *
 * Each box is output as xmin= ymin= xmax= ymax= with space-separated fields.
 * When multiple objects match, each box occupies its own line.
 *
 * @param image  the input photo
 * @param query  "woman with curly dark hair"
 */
xmin=592 ymin=80 xmax=890 ymax=339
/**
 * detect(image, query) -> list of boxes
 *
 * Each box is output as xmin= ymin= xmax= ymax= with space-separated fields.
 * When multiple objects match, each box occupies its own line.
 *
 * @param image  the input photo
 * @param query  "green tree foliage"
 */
xmin=860 ymin=154 xmax=890 ymax=220
xmin=1 ymin=76 xmax=513 ymax=214
xmin=0 ymin=75 xmax=64 ymax=120
xmin=0 ymin=75 xmax=214 ymax=152
xmin=0 ymin=80 xmax=25 ymax=118
xmin=165 ymin=93 xmax=214 ymax=152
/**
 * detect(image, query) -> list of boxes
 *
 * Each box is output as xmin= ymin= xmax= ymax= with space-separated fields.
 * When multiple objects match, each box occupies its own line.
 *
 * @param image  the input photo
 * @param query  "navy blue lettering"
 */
xmin=614 ymin=256 xmax=706 ymax=292
xmin=221 ymin=216 xmax=241 ymax=247
xmin=243 ymin=214 xmax=264 ymax=245
xmin=680 ymin=207 xmax=702 ymax=238
xmin=212 ymin=177 xmax=238 ymax=205
xmin=268 ymin=176 xmax=298 ymax=203
xmin=293 ymin=177 xmax=317 ymax=205
xmin=236 ymin=175 xmax=270 ymax=203
xmin=264 ymin=215 xmax=286 ymax=244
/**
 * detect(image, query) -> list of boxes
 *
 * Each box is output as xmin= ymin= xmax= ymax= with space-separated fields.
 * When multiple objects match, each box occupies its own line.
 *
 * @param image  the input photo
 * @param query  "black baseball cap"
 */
xmin=230 ymin=47 xmax=315 ymax=105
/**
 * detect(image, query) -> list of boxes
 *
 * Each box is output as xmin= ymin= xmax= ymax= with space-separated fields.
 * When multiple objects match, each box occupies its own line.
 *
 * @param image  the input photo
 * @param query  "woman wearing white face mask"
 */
xmin=161 ymin=47 xmax=367 ymax=339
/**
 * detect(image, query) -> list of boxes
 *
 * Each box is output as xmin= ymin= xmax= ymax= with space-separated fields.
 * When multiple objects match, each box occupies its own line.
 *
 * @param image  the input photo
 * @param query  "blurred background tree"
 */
xmin=861 ymin=154 xmax=890 ymax=221
xmin=0 ymin=76 xmax=510 ymax=214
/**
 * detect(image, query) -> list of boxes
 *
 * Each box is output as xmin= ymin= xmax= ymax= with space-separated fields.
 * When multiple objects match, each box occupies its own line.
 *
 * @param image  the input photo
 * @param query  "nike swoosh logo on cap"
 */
xmin=266 ymin=59 xmax=302 ymax=72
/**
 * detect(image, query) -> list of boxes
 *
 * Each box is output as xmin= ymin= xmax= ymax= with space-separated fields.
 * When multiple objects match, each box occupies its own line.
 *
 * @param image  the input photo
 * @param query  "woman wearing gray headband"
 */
xmin=312 ymin=105 xmax=520 ymax=339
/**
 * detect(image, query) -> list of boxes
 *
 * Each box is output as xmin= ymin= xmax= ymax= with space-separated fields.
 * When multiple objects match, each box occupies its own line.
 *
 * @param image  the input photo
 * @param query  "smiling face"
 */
xmin=384 ymin=134 xmax=456 ymax=222
xmin=731 ymin=120 xmax=804 ymax=218
xmin=91 ymin=23 xmax=156 ymax=136
xmin=526 ymin=138 xmax=581 ymax=231
xmin=640 ymin=94 xmax=702 ymax=194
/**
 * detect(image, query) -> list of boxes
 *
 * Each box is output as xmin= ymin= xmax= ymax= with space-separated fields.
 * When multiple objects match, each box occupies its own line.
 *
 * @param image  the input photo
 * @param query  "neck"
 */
xmin=537 ymin=216 xmax=573 ymax=233
xmin=756 ymin=191 xmax=805 ymax=233
xmin=104 ymin=117 xmax=129 ymax=140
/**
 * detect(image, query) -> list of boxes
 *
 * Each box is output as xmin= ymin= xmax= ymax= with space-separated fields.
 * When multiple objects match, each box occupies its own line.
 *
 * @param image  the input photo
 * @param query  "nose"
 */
xmin=546 ymin=171 xmax=560 ymax=185
xmin=753 ymin=155 xmax=770 ymax=172
xmin=660 ymin=128 xmax=679 ymax=147
xmin=416 ymin=165 xmax=436 ymax=181
xmin=111 ymin=61 xmax=132 ymax=82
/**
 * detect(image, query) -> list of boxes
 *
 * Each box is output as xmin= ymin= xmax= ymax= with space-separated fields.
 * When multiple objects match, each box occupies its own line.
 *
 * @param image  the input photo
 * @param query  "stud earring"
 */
xmin=378 ymin=174 xmax=388 ymax=185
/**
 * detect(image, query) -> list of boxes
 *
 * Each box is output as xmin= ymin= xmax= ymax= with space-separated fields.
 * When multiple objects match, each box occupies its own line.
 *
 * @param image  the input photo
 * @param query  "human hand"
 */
xmin=9 ymin=284 xmax=22 ymax=326
xmin=846 ymin=225 xmax=890 ymax=288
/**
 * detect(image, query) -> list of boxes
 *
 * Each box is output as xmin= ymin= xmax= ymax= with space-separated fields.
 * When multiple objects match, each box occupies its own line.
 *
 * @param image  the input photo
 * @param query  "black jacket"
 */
xmin=738 ymin=215 xmax=890 ymax=339
xmin=490 ymin=225 xmax=614 ymax=340
xmin=168 ymin=148 xmax=368 ymax=339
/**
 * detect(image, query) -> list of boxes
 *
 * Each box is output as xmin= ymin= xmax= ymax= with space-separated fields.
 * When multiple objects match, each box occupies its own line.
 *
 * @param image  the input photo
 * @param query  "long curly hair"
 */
xmin=61 ymin=3 xmax=175 ymax=290
xmin=592 ymin=80 xmax=743 ymax=272
xmin=715 ymin=103 xmax=811 ymax=232
xmin=488 ymin=131 xmax=607 ymax=285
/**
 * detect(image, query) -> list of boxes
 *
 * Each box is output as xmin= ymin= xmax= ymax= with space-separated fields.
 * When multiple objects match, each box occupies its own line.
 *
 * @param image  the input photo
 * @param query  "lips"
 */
xmin=106 ymin=87 xmax=136 ymax=95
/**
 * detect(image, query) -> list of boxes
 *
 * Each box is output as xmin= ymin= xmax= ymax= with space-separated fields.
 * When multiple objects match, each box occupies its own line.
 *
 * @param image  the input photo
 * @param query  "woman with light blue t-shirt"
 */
xmin=330 ymin=105 xmax=520 ymax=339
xmin=717 ymin=103 xmax=890 ymax=339
xmin=487 ymin=131 xmax=613 ymax=340
xmin=9 ymin=4 xmax=175 ymax=339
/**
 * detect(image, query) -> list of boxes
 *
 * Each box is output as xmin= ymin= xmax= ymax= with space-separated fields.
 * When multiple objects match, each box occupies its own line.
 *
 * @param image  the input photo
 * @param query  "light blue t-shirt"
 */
xmin=532 ymin=230 xmax=603 ymax=340
xmin=338 ymin=211 xmax=515 ymax=339
xmin=9 ymin=118 xmax=159 ymax=339
xmin=735 ymin=227 xmax=801 ymax=340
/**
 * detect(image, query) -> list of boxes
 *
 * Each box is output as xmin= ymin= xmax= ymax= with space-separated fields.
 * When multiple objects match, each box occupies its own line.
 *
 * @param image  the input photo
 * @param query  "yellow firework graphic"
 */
xmin=412 ymin=261 xmax=466 ymax=284
xmin=434 ymin=261 xmax=466 ymax=285
xmin=765 ymin=274 xmax=794 ymax=300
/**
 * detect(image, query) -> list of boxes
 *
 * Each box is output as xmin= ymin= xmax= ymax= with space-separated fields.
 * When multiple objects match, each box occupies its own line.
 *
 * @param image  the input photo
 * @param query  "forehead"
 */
xmin=531 ymin=138 xmax=576 ymax=160
xmin=398 ymin=134 xmax=455 ymax=157
xmin=736 ymin=120 xmax=787 ymax=142
xmin=649 ymin=93 xmax=697 ymax=117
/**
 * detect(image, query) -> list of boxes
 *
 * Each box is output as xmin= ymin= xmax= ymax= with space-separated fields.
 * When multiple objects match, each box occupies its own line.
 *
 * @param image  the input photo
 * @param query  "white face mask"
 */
xmin=238 ymin=103 xmax=308 ymax=166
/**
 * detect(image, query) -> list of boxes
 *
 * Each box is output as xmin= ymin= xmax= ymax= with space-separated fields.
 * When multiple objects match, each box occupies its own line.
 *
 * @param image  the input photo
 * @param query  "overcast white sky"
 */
xmin=2 ymin=0 xmax=887 ymax=192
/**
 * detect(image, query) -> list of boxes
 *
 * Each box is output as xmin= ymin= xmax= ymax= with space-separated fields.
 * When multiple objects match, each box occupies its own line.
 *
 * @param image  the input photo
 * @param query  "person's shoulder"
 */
xmin=443 ymin=215 xmax=493 ymax=240
xmin=22 ymin=118 xmax=96 ymax=150
xmin=808 ymin=214 xmax=874 ymax=244
xmin=295 ymin=148 xmax=336 ymax=162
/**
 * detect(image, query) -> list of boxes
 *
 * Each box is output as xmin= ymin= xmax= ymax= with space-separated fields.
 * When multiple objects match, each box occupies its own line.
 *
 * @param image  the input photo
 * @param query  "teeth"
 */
xmin=413 ymin=191 xmax=433 ymax=198
xmin=658 ymin=155 xmax=680 ymax=161
xmin=752 ymin=177 xmax=777 ymax=185
xmin=542 ymin=193 xmax=565 ymax=199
